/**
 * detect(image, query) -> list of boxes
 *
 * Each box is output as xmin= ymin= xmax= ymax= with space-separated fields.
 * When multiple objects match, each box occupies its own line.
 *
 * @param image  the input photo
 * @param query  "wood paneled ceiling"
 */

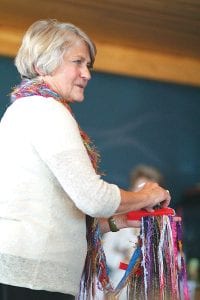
xmin=0 ymin=0 xmax=200 ymax=86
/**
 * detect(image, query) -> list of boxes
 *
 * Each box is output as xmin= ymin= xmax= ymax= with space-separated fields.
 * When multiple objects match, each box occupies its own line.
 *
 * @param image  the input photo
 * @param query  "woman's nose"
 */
xmin=81 ymin=65 xmax=91 ymax=80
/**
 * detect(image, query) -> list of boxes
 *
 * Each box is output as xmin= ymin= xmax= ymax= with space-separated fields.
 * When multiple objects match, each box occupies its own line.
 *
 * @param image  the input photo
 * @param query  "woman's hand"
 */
xmin=117 ymin=182 xmax=171 ymax=214
xmin=99 ymin=213 xmax=181 ymax=234
xmin=137 ymin=182 xmax=171 ymax=212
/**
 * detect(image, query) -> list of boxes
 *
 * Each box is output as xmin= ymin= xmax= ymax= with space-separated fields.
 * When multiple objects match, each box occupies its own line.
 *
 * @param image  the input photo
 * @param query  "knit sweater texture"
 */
xmin=0 ymin=96 xmax=120 ymax=295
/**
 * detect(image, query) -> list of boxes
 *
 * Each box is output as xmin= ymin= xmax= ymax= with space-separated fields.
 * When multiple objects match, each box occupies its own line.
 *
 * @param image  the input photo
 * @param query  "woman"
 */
xmin=0 ymin=19 xmax=170 ymax=300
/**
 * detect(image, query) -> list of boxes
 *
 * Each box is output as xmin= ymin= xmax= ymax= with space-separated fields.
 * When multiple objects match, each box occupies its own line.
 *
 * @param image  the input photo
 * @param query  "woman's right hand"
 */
xmin=136 ymin=181 xmax=171 ymax=212
xmin=117 ymin=182 xmax=171 ymax=214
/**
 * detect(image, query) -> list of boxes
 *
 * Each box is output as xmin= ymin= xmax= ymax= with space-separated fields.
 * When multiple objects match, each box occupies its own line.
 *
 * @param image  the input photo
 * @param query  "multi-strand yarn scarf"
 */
xmin=11 ymin=79 xmax=189 ymax=300
xmin=11 ymin=79 xmax=100 ymax=171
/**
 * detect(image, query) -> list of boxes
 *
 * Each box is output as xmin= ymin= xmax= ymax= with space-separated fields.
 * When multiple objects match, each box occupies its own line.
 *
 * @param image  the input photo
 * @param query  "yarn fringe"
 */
xmin=78 ymin=215 xmax=189 ymax=300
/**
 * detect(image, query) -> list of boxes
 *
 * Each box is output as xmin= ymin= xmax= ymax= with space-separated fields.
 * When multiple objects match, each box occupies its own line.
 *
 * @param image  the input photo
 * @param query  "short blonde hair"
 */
xmin=15 ymin=19 xmax=96 ymax=79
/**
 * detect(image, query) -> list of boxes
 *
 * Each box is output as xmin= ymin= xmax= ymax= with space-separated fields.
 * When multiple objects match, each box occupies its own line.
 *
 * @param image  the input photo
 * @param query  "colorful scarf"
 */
xmin=11 ymin=79 xmax=189 ymax=300
xmin=11 ymin=79 xmax=100 ymax=172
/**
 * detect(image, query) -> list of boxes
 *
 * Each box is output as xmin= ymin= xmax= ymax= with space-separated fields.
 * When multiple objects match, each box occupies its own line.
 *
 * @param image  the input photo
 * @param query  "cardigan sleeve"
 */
xmin=22 ymin=97 xmax=121 ymax=217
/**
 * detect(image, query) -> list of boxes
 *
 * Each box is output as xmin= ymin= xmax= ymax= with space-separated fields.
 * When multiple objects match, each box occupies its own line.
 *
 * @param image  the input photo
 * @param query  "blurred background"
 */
xmin=0 ymin=1 xmax=200 ymax=298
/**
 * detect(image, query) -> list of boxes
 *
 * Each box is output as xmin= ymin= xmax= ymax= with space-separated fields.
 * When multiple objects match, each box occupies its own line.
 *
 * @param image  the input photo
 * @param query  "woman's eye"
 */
xmin=72 ymin=60 xmax=92 ymax=71
xmin=73 ymin=60 xmax=82 ymax=65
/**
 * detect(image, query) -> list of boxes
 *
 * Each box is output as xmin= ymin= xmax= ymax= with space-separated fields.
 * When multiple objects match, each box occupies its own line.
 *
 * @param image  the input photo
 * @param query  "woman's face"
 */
xmin=44 ymin=39 xmax=92 ymax=102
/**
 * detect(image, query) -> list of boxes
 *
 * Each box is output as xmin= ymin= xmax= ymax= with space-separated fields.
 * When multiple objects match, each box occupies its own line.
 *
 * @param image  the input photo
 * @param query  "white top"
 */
xmin=0 ymin=96 xmax=121 ymax=295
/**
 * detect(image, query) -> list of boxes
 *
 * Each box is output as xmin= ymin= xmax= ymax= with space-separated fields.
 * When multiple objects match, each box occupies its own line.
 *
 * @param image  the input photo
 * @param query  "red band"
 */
xmin=127 ymin=207 xmax=175 ymax=220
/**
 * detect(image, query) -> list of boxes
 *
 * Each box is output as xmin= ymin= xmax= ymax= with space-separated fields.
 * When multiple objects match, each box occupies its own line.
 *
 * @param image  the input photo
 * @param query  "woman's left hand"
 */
xmin=116 ymin=214 xmax=141 ymax=229
xmin=99 ymin=213 xmax=181 ymax=234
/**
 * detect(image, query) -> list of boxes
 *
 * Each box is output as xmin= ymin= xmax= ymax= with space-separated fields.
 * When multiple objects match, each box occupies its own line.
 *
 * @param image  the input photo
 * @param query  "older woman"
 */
xmin=0 ymin=19 xmax=170 ymax=300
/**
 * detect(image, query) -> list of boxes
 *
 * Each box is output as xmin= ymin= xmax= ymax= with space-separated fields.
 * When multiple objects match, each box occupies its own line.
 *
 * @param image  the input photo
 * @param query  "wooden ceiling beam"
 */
xmin=0 ymin=26 xmax=200 ymax=87
xmin=1 ymin=0 xmax=200 ymax=88
xmin=95 ymin=42 xmax=200 ymax=87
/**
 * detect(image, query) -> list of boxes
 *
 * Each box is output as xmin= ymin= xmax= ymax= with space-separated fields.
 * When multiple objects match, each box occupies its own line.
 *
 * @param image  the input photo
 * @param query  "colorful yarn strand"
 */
xmin=111 ymin=215 xmax=190 ymax=300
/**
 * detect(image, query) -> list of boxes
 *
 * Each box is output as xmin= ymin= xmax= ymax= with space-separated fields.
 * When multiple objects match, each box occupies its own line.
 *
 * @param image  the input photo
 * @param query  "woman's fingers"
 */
xmin=139 ymin=182 xmax=171 ymax=210
xmin=160 ymin=189 xmax=171 ymax=207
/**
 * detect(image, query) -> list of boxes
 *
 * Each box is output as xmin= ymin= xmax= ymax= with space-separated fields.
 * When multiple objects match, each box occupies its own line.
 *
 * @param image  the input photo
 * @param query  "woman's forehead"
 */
xmin=64 ymin=40 xmax=91 ymax=60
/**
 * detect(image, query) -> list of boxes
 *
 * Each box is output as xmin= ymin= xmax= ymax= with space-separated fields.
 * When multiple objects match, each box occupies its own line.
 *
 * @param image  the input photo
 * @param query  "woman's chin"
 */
xmin=73 ymin=96 xmax=85 ymax=103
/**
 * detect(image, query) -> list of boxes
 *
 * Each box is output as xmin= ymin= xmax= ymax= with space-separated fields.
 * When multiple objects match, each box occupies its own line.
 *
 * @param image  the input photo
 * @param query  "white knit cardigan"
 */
xmin=0 ymin=96 xmax=120 ymax=295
